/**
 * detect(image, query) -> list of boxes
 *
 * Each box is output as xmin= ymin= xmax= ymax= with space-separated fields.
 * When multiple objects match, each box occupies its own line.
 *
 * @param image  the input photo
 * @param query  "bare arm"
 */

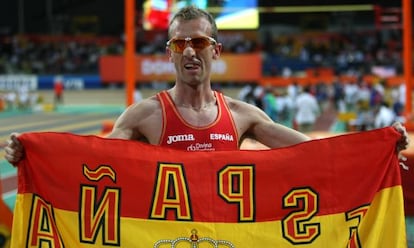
xmin=228 ymin=98 xmax=310 ymax=149
xmin=249 ymin=117 xmax=311 ymax=148
xmin=106 ymin=106 xmax=141 ymax=140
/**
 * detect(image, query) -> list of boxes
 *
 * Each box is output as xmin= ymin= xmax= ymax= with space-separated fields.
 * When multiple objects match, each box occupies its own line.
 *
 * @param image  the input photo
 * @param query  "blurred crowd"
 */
xmin=262 ymin=29 xmax=402 ymax=77
xmin=237 ymin=79 xmax=406 ymax=133
xmin=0 ymin=35 xmax=123 ymax=74
xmin=0 ymin=29 xmax=402 ymax=76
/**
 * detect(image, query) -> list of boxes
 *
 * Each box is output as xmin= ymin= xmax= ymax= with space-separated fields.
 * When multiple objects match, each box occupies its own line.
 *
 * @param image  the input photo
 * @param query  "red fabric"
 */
xmin=17 ymin=128 xmax=401 ymax=221
xmin=0 ymin=182 xmax=13 ymax=229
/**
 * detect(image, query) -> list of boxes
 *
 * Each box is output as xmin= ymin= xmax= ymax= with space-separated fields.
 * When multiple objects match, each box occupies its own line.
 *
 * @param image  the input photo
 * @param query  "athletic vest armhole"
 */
xmin=156 ymin=91 xmax=168 ymax=145
xmin=214 ymin=91 xmax=240 ymax=146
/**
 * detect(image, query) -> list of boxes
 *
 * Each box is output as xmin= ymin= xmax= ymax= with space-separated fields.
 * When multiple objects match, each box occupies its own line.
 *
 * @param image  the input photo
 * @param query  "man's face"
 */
xmin=167 ymin=17 xmax=222 ymax=86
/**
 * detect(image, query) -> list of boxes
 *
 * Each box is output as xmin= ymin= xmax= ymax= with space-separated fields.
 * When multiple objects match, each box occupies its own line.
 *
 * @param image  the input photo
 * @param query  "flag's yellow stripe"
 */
xmin=12 ymin=186 xmax=406 ymax=247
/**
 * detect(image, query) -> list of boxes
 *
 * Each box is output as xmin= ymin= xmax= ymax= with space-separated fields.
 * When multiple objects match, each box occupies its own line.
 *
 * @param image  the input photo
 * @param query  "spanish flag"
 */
xmin=11 ymin=127 xmax=407 ymax=247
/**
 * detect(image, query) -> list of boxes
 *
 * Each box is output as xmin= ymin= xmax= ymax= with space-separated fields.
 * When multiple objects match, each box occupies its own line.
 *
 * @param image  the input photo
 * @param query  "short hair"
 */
xmin=168 ymin=5 xmax=218 ymax=40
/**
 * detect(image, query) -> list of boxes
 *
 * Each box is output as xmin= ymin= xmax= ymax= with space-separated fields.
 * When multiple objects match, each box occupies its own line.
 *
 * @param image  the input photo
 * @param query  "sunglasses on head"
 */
xmin=166 ymin=36 xmax=217 ymax=53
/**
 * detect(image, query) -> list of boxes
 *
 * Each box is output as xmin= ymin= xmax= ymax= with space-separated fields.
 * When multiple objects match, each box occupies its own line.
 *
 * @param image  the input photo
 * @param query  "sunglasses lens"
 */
xmin=170 ymin=40 xmax=186 ymax=52
xmin=191 ymin=37 xmax=211 ymax=50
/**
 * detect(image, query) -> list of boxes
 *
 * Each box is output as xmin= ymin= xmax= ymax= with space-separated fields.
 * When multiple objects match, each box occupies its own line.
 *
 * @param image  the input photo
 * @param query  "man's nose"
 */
xmin=182 ymin=43 xmax=196 ymax=57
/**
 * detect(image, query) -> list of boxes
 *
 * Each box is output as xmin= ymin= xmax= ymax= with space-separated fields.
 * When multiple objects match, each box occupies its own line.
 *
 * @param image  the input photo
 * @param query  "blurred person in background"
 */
xmin=5 ymin=91 xmax=16 ymax=111
xmin=134 ymin=85 xmax=143 ymax=103
xmin=374 ymin=101 xmax=396 ymax=129
xmin=53 ymin=76 xmax=64 ymax=107
xmin=351 ymin=99 xmax=375 ymax=131
xmin=275 ymin=88 xmax=293 ymax=127
xmin=17 ymin=84 xmax=30 ymax=110
xmin=238 ymin=83 xmax=254 ymax=104
xmin=391 ymin=84 xmax=406 ymax=123
xmin=332 ymin=80 xmax=346 ymax=112
xmin=344 ymin=81 xmax=359 ymax=112
xmin=262 ymin=87 xmax=278 ymax=121
xmin=4 ymin=6 xmax=409 ymax=169
xmin=0 ymin=92 xmax=4 ymax=111
xmin=287 ymin=81 xmax=300 ymax=104
xmin=294 ymin=85 xmax=320 ymax=133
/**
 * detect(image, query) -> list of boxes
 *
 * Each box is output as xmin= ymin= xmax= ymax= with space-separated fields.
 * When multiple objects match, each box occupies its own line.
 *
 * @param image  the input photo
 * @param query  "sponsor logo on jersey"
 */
xmin=187 ymin=143 xmax=215 ymax=151
xmin=167 ymin=134 xmax=195 ymax=144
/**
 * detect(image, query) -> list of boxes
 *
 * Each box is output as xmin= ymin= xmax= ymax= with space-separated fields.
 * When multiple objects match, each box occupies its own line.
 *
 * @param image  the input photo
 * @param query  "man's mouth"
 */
xmin=184 ymin=62 xmax=200 ymax=70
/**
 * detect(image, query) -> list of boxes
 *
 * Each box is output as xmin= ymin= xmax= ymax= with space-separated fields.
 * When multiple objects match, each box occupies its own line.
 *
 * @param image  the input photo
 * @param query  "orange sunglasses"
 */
xmin=166 ymin=36 xmax=217 ymax=53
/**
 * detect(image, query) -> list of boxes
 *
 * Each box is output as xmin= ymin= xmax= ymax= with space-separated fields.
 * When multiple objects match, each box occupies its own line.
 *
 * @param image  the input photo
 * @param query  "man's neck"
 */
xmin=168 ymin=86 xmax=216 ymax=111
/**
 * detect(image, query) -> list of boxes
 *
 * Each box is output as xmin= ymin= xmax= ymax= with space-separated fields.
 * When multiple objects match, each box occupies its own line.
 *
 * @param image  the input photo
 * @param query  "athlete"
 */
xmin=4 ymin=6 xmax=409 ymax=162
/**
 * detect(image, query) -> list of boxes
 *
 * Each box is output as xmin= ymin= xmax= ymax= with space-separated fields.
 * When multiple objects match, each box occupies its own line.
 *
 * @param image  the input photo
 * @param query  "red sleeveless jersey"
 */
xmin=157 ymin=90 xmax=239 ymax=151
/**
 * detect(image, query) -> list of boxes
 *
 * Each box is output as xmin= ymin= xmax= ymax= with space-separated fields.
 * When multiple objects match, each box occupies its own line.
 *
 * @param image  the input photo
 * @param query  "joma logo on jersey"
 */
xmin=167 ymin=134 xmax=195 ymax=144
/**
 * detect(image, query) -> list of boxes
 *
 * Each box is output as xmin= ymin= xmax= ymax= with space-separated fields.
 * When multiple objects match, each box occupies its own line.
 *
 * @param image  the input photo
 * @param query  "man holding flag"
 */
xmin=4 ymin=5 xmax=411 ymax=248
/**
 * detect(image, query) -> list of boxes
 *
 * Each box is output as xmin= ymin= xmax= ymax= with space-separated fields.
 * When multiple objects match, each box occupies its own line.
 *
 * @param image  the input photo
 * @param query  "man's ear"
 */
xmin=212 ymin=43 xmax=222 ymax=59
xmin=166 ymin=47 xmax=173 ymax=62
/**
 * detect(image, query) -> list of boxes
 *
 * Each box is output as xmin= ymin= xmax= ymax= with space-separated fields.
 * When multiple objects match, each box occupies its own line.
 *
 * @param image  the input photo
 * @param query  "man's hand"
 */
xmin=392 ymin=122 xmax=410 ymax=170
xmin=4 ymin=133 xmax=24 ymax=166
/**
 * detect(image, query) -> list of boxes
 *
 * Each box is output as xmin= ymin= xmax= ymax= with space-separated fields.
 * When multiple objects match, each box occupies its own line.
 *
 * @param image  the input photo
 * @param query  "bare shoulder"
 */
xmin=223 ymin=95 xmax=266 ymax=117
xmin=123 ymin=95 xmax=161 ymax=117
xmin=108 ymin=95 xmax=162 ymax=141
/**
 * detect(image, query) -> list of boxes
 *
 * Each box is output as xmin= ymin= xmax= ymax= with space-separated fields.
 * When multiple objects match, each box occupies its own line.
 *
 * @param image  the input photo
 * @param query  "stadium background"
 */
xmin=0 ymin=0 xmax=413 ymax=247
